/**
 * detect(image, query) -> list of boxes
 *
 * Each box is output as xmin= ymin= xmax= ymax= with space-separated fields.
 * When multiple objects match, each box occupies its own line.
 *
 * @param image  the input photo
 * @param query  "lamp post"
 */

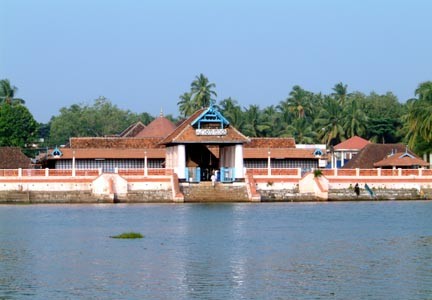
xmin=267 ymin=149 xmax=271 ymax=176
xmin=144 ymin=150 xmax=148 ymax=177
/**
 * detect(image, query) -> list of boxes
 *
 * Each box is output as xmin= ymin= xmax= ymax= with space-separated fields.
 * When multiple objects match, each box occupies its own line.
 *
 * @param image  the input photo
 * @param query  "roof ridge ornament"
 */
xmin=399 ymin=146 xmax=414 ymax=159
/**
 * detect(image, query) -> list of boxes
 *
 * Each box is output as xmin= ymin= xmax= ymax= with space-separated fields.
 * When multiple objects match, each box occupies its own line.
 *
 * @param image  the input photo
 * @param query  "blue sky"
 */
xmin=1 ymin=0 xmax=431 ymax=123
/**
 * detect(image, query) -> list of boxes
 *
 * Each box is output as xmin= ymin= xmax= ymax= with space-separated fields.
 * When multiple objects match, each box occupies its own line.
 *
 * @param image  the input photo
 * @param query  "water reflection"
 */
xmin=0 ymin=202 xmax=431 ymax=299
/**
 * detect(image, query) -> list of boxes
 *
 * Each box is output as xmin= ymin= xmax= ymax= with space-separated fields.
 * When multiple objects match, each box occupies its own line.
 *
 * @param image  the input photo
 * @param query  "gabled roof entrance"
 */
xmin=161 ymin=106 xmax=248 ymax=145
xmin=191 ymin=105 xmax=230 ymax=129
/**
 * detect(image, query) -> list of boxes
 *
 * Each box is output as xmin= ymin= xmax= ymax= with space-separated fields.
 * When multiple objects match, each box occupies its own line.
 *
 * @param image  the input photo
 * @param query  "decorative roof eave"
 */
xmin=191 ymin=105 xmax=230 ymax=128
xmin=160 ymin=107 xmax=249 ymax=145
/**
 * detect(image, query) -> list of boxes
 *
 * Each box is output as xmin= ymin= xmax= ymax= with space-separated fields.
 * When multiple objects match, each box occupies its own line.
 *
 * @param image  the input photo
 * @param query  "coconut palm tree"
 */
xmin=286 ymin=117 xmax=317 ymax=143
xmin=218 ymin=97 xmax=240 ymax=122
xmin=276 ymin=99 xmax=294 ymax=126
xmin=315 ymin=97 xmax=345 ymax=146
xmin=342 ymin=98 xmax=367 ymax=138
xmin=415 ymin=81 xmax=432 ymax=102
xmin=0 ymin=79 xmax=25 ymax=105
xmin=259 ymin=105 xmax=279 ymax=137
xmin=404 ymin=81 xmax=432 ymax=149
xmin=286 ymin=85 xmax=312 ymax=119
xmin=177 ymin=92 xmax=196 ymax=118
xmin=190 ymin=73 xmax=217 ymax=108
xmin=331 ymin=82 xmax=350 ymax=106
xmin=242 ymin=105 xmax=263 ymax=137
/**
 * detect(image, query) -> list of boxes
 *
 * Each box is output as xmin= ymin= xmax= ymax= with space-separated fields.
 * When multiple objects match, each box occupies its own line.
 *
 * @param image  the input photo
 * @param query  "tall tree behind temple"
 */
xmin=0 ymin=103 xmax=37 ymax=147
xmin=342 ymin=94 xmax=367 ymax=138
xmin=0 ymin=79 xmax=25 ymax=105
xmin=315 ymin=97 xmax=345 ymax=146
xmin=363 ymin=92 xmax=403 ymax=143
xmin=0 ymin=79 xmax=36 ymax=148
xmin=49 ymin=97 xmax=154 ymax=145
xmin=177 ymin=92 xmax=195 ymax=118
xmin=190 ymin=73 xmax=217 ymax=108
xmin=177 ymin=74 xmax=217 ymax=117
xmin=331 ymin=82 xmax=350 ymax=106
xmin=404 ymin=81 xmax=432 ymax=154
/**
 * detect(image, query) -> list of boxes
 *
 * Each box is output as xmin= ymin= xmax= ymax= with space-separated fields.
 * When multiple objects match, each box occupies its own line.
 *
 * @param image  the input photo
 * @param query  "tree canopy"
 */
xmin=0 ymin=103 xmax=37 ymax=147
xmin=49 ymin=97 xmax=155 ymax=145
xmin=177 ymin=74 xmax=217 ymax=117
xmin=0 ymin=79 xmax=25 ymax=105
xmin=3 ymin=76 xmax=432 ymax=158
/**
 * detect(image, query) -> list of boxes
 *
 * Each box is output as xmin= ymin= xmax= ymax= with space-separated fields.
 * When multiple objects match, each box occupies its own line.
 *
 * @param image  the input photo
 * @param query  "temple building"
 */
xmin=43 ymin=105 xmax=325 ymax=181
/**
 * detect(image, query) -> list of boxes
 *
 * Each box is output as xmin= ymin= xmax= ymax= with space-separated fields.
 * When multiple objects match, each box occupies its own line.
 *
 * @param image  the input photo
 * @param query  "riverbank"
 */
xmin=1 ymin=167 xmax=431 ymax=203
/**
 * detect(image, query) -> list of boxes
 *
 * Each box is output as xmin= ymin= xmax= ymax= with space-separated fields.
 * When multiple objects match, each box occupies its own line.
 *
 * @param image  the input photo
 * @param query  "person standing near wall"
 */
xmin=354 ymin=183 xmax=360 ymax=197
xmin=211 ymin=172 xmax=216 ymax=187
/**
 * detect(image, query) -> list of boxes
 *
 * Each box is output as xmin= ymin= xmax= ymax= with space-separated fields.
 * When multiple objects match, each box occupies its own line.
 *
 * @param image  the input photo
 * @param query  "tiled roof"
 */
xmin=161 ymin=109 xmax=205 ymax=144
xmin=374 ymin=152 xmax=428 ymax=167
xmin=0 ymin=147 xmax=31 ymax=168
xmin=160 ymin=108 xmax=249 ymax=144
xmin=244 ymin=148 xmax=318 ymax=159
xmin=70 ymin=137 xmax=164 ymax=149
xmin=246 ymin=138 xmax=296 ymax=148
xmin=135 ymin=116 xmax=177 ymax=138
xmin=53 ymin=148 xmax=165 ymax=159
xmin=119 ymin=121 xmax=146 ymax=137
xmin=342 ymin=143 xmax=417 ymax=169
xmin=334 ymin=136 xmax=370 ymax=151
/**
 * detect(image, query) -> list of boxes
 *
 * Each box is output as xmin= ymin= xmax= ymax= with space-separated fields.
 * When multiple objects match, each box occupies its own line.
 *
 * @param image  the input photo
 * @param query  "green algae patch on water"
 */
xmin=110 ymin=232 xmax=144 ymax=239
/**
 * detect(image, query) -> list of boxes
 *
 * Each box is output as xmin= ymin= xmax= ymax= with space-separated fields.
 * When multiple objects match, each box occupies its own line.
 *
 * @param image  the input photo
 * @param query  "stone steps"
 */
xmin=180 ymin=182 xmax=249 ymax=202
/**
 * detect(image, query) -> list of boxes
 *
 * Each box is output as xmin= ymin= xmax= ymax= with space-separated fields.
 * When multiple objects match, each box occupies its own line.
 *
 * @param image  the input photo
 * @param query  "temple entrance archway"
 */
xmin=185 ymin=144 xmax=219 ymax=181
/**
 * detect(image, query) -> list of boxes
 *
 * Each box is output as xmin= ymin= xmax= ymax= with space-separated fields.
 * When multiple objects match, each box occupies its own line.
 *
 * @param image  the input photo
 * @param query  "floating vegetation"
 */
xmin=110 ymin=232 xmax=144 ymax=239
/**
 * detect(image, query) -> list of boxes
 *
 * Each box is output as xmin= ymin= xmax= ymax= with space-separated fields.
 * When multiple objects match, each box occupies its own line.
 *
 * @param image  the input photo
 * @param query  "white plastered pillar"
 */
xmin=234 ymin=144 xmax=244 ymax=179
xmin=341 ymin=151 xmax=345 ymax=167
xmin=177 ymin=144 xmax=186 ymax=179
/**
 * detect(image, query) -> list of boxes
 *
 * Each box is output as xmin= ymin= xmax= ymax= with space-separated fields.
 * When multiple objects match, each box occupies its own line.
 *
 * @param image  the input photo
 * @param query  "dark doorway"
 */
xmin=186 ymin=144 xmax=219 ymax=181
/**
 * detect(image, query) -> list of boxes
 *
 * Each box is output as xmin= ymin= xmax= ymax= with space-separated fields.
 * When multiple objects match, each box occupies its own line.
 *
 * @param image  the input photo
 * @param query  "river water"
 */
xmin=0 ymin=201 xmax=431 ymax=299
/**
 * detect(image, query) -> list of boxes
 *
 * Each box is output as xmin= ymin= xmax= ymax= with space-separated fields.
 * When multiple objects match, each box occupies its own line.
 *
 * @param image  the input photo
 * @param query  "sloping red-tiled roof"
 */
xmin=160 ymin=108 xmax=249 ymax=144
xmin=374 ymin=152 xmax=428 ymax=168
xmin=135 ymin=116 xmax=177 ymax=138
xmin=53 ymin=148 xmax=166 ymax=160
xmin=334 ymin=136 xmax=370 ymax=151
xmin=161 ymin=109 xmax=205 ymax=144
xmin=342 ymin=143 xmax=416 ymax=169
xmin=243 ymin=148 xmax=318 ymax=159
xmin=70 ymin=137 xmax=164 ymax=149
xmin=119 ymin=121 xmax=146 ymax=137
xmin=246 ymin=138 xmax=296 ymax=148
xmin=0 ymin=147 xmax=31 ymax=168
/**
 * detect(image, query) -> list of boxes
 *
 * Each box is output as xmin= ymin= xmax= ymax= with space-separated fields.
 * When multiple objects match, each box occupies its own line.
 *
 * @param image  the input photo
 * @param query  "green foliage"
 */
xmin=110 ymin=232 xmax=144 ymax=239
xmin=2 ymin=77 xmax=426 ymax=155
xmin=0 ymin=79 xmax=25 ymax=105
xmin=0 ymin=103 xmax=37 ymax=147
xmin=404 ymin=81 xmax=432 ymax=154
xmin=315 ymin=97 xmax=345 ymax=146
xmin=177 ymin=74 xmax=217 ymax=117
xmin=314 ymin=169 xmax=323 ymax=177
xmin=49 ymin=97 xmax=154 ymax=145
